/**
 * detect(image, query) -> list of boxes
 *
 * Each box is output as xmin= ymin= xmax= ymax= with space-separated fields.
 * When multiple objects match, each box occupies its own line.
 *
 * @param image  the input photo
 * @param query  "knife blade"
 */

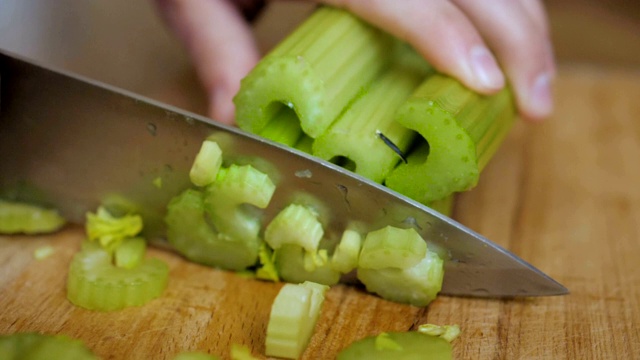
xmin=0 ymin=50 xmax=567 ymax=297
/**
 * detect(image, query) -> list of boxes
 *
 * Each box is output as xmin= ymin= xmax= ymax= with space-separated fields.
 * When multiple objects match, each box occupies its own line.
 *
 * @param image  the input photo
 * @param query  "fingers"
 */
xmin=453 ymin=0 xmax=555 ymax=120
xmin=154 ymin=0 xmax=261 ymax=124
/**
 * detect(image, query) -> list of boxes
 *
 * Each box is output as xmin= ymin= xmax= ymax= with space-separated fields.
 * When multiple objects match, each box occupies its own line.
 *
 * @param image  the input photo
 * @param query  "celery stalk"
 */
xmin=114 ymin=237 xmax=146 ymax=269
xmin=336 ymin=331 xmax=452 ymax=360
xmin=275 ymin=244 xmax=341 ymax=286
xmin=234 ymin=7 xmax=396 ymax=138
xmin=259 ymin=106 xmax=303 ymax=147
xmin=0 ymin=200 xmax=65 ymax=235
xmin=189 ymin=140 xmax=223 ymax=187
xmin=358 ymin=226 xmax=427 ymax=270
xmin=312 ymin=45 xmax=431 ymax=183
xmin=330 ymin=229 xmax=362 ymax=273
xmin=0 ymin=333 xmax=98 ymax=360
xmin=385 ymin=74 xmax=516 ymax=204
xmin=264 ymin=204 xmax=324 ymax=252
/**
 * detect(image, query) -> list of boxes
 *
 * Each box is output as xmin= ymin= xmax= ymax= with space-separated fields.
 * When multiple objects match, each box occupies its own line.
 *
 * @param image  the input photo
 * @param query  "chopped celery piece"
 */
xmin=114 ymin=237 xmax=146 ymax=269
xmin=256 ymin=243 xmax=280 ymax=282
xmin=336 ymin=331 xmax=452 ymax=360
xmin=275 ymin=244 xmax=341 ymax=286
xmin=85 ymin=206 xmax=142 ymax=251
xmin=165 ymin=189 xmax=261 ymax=271
xmin=66 ymin=242 xmax=168 ymax=311
xmin=230 ymin=344 xmax=259 ymax=360
xmin=0 ymin=200 xmax=65 ymax=235
xmin=190 ymin=140 xmax=223 ymax=187
xmin=312 ymin=44 xmax=430 ymax=183
xmin=330 ymin=229 xmax=362 ymax=274
xmin=34 ymin=245 xmax=55 ymax=260
xmin=173 ymin=352 xmax=220 ymax=360
xmin=205 ymin=164 xmax=276 ymax=243
xmin=358 ymin=226 xmax=426 ymax=270
xmin=385 ymin=74 xmax=516 ymax=204
xmin=264 ymin=204 xmax=323 ymax=252
xmin=357 ymin=251 xmax=444 ymax=307
xmin=417 ymin=324 xmax=461 ymax=343
xmin=0 ymin=332 xmax=98 ymax=360
xmin=265 ymin=281 xmax=329 ymax=359
xmin=234 ymin=6 xmax=396 ymax=138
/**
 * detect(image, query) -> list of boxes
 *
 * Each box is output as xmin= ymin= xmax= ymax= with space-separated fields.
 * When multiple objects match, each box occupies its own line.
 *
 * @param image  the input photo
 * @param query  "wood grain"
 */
xmin=1 ymin=66 xmax=639 ymax=359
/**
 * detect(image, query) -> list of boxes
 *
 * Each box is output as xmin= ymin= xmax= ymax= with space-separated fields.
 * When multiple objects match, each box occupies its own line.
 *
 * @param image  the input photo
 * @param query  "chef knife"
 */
xmin=0 ymin=50 xmax=567 ymax=297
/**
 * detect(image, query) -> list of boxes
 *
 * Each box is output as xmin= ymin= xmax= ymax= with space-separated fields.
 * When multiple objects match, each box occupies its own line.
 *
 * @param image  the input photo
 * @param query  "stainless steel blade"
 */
xmin=0 ymin=51 xmax=567 ymax=297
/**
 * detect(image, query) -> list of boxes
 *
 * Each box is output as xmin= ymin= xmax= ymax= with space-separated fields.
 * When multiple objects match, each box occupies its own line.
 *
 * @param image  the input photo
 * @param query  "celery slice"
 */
xmin=205 ymin=164 xmax=276 ymax=243
xmin=417 ymin=324 xmax=461 ymax=343
xmin=234 ymin=7 xmax=396 ymax=138
xmin=312 ymin=45 xmax=430 ymax=183
xmin=264 ymin=204 xmax=324 ymax=252
xmin=336 ymin=331 xmax=452 ymax=360
xmin=66 ymin=242 xmax=169 ymax=311
xmin=275 ymin=244 xmax=341 ymax=286
xmin=256 ymin=243 xmax=280 ymax=282
xmin=330 ymin=229 xmax=362 ymax=273
xmin=85 ymin=206 xmax=142 ymax=251
xmin=0 ymin=200 xmax=65 ymax=235
xmin=165 ymin=189 xmax=261 ymax=271
xmin=358 ymin=226 xmax=427 ymax=270
xmin=0 ymin=332 xmax=98 ymax=360
xmin=190 ymin=140 xmax=223 ymax=187
xmin=114 ymin=237 xmax=146 ymax=269
xmin=265 ymin=281 xmax=329 ymax=359
xmin=385 ymin=74 xmax=516 ymax=204
xmin=357 ymin=251 xmax=444 ymax=307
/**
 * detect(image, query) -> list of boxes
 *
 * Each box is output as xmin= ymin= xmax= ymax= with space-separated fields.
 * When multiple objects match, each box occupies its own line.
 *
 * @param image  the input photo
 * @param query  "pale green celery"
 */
xmin=190 ymin=139 xmax=223 ymax=187
xmin=312 ymin=45 xmax=431 ymax=183
xmin=256 ymin=243 xmax=280 ymax=282
xmin=330 ymin=229 xmax=362 ymax=273
xmin=230 ymin=344 xmax=259 ymax=360
xmin=259 ymin=106 xmax=303 ymax=147
xmin=265 ymin=281 xmax=329 ymax=359
xmin=0 ymin=333 xmax=98 ymax=360
xmin=275 ymin=244 xmax=341 ymax=286
xmin=264 ymin=204 xmax=324 ymax=252
xmin=357 ymin=251 xmax=444 ymax=307
xmin=427 ymin=194 xmax=456 ymax=217
xmin=115 ymin=237 xmax=146 ymax=269
xmin=66 ymin=242 xmax=169 ymax=311
xmin=85 ymin=206 xmax=142 ymax=251
xmin=205 ymin=164 xmax=276 ymax=243
xmin=0 ymin=200 xmax=65 ymax=235
xmin=294 ymin=134 xmax=314 ymax=154
xmin=358 ymin=226 xmax=427 ymax=270
xmin=336 ymin=331 xmax=452 ymax=360
xmin=234 ymin=6 xmax=396 ymax=138
xmin=417 ymin=324 xmax=461 ymax=343
xmin=165 ymin=189 xmax=261 ymax=271
xmin=385 ymin=74 xmax=516 ymax=204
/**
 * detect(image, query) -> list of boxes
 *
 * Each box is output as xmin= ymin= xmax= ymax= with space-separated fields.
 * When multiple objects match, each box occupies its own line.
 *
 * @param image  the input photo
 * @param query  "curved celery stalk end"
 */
xmin=385 ymin=100 xmax=479 ymax=204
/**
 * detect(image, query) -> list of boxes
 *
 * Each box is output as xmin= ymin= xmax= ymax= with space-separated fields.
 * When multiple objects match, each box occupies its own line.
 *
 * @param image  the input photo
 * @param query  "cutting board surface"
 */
xmin=2 ymin=67 xmax=639 ymax=359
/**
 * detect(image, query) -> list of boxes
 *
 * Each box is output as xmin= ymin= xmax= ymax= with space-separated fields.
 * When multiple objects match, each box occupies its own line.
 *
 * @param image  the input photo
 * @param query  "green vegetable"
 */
xmin=230 ymin=344 xmax=259 ymax=360
xmin=0 ymin=200 xmax=65 ymax=235
xmin=234 ymin=6 xmax=396 ymax=139
xmin=66 ymin=242 xmax=169 ymax=311
xmin=330 ymin=229 xmax=362 ymax=274
xmin=275 ymin=244 xmax=341 ymax=286
xmin=85 ymin=206 xmax=142 ymax=251
xmin=358 ymin=226 xmax=427 ymax=270
xmin=256 ymin=243 xmax=280 ymax=282
xmin=265 ymin=281 xmax=329 ymax=359
xmin=190 ymin=139 xmax=223 ymax=187
xmin=357 ymin=251 xmax=444 ymax=307
xmin=114 ymin=237 xmax=146 ymax=269
xmin=417 ymin=324 xmax=461 ymax=343
xmin=385 ymin=74 xmax=516 ymax=204
xmin=336 ymin=331 xmax=452 ymax=360
xmin=0 ymin=332 xmax=98 ymax=360
xmin=264 ymin=204 xmax=324 ymax=252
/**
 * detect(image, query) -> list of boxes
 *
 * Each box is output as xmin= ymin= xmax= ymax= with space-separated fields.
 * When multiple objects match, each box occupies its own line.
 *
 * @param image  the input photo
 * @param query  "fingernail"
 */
xmin=470 ymin=45 xmax=504 ymax=90
xmin=529 ymin=73 xmax=553 ymax=118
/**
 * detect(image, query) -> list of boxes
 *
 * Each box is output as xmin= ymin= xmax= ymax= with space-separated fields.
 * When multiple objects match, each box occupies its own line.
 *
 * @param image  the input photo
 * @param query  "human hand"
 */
xmin=155 ymin=0 xmax=555 ymax=125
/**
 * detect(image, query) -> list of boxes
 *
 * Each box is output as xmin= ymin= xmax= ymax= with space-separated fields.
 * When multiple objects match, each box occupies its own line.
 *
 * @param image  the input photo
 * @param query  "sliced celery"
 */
xmin=0 ymin=200 xmax=65 ymax=235
xmin=0 ymin=332 xmax=98 ymax=360
xmin=264 ymin=204 xmax=324 ymax=252
xmin=259 ymin=106 xmax=303 ymax=147
xmin=330 ymin=229 xmax=362 ymax=274
xmin=205 ymin=164 xmax=276 ymax=243
xmin=189 ymin=139 xmax=223 ymax=187
xmin=66 ymin=242 xmax=169 ymax=311
xmin=275 ymin=244 xmax=341 ymax=286
xmin=312 ymin=45 xmax=431 ymax=183
xmin=165 ymin=189 xmax=261 ymax=271
xmin=385 ymin=74 xmax=516 ymax=204
xmin=85 ymin=206 xmax=142 ymax=251
xmin=256 ymin=243 xmax=280 ymax=282
xmin=358 ymin=226 xmax=426 ymax=270
xmin=265 ymin=281 xmax=329 ymax=359
xmin=357 ymin=251 xmax=444 ymax=307
xmin=417 ymin=324 xmax=461 ymax=343
xmin=234 ymin=7 xmax=396 ymax=138
xmin=114 ymin=237 xmax=146 ymax=269
xmin=336 ymin=331 xmax=452 ymax=360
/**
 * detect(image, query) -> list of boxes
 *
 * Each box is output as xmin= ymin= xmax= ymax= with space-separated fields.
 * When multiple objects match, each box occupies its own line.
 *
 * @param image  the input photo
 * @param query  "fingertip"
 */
xmin=468 ymin=45 xmax=506 ymax=93
xmin=210 ymin=85 xmax=237 ymax=126
xmin=518 ymin=72 xmax=555 ymax=121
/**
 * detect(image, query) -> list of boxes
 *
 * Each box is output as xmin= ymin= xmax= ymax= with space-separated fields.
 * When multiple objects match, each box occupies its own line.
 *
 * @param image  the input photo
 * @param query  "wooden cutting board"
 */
xmin=1 ymin=66 xmax=639 ymax=359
